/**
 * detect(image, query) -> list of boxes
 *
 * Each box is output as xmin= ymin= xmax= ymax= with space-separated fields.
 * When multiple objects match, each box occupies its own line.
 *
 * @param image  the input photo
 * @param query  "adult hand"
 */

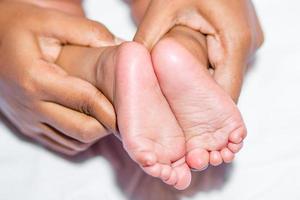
xmin=133 ymin=0 xmax=264 ymax=102
xmin=0 ymin=2 xmax=116 ymax=155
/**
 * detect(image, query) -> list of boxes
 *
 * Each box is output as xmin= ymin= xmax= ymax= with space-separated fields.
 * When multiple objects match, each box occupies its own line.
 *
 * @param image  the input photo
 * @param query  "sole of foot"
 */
xmin=101 ymin=41 xmax=192 ymax=190
xmin=152 ymin=27 xmax=247 ymax=171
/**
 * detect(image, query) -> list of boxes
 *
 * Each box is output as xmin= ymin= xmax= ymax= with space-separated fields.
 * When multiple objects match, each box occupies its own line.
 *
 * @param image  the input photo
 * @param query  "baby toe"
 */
xmin=229 ymin=126 xmax=247 ymax=144
xmin=160 ymin=165 xmax=172 ymax=181
xmin=228 ymin=142 xmax=243 ymax=153
xmin=221 ymin=148 xmax=235 ymax=163
xmin=210 ymin=151 xmax=223 ymax=166
xmin=143 ymin=163 xmax=161 ymax=178
xmin=163 ymin=170 xmax=177 ymax=186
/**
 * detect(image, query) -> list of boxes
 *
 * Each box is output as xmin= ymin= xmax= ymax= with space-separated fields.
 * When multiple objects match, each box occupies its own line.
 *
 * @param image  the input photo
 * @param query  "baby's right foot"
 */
xmin=152 ymin=26 xmax=247 ymax=170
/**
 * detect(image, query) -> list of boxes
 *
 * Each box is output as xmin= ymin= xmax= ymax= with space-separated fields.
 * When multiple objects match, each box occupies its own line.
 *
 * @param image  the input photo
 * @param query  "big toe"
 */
xmin=221 ymin=148 xmax=235 ymax=163
xmin=186 ymin=148 xmax=209 ymax=171
xmin=173 ymin=163 xmax=192 ymax=190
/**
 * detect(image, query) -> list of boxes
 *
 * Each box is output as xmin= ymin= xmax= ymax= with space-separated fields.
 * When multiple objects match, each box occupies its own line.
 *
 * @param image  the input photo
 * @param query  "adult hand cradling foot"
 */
xmin=0 ymin=1 xmax=117 ymax=155
xmin=132 ymin=0 xmax=264 ymax=102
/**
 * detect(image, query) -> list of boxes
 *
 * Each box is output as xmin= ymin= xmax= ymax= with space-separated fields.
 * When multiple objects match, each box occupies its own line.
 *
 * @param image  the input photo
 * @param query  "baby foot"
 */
xmin=96 ymin=42 xmax=191 ymax=189
xmin=152 ymin=27 xmax=247 ymax=170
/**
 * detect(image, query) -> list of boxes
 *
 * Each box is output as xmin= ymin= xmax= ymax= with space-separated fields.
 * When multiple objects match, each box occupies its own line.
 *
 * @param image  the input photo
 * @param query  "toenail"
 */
xmin=191 ymin=168 xmax=200 ymax=172
xmin=200 ymin=165 xmax=209 ymax=171
xmin=190 ymin=165 xmax=208 ymax=172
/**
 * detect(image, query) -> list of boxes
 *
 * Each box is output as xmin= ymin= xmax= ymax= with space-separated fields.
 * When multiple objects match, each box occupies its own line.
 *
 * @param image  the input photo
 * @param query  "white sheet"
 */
xmin=1 ymin=0 xmax=300 ymax=199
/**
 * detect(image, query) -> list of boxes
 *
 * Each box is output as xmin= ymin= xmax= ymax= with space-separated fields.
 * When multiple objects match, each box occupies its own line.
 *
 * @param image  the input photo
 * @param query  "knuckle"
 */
xmin=80 ymin=86 xmax=101 ymax=115
xmin=20 ymin=77 xmax=38 ymax=97
xmin=88 ymin=90 xmax=103 ymax=112
xmin=233 ymin=28 xmax=253 ymax=48
xmin=77 ymin=120 xmax=104 ymax=143
xmin=21 ymin=62 xmax=57 ymax=98
xmin=20 ymin=67 xmax=41 ymax=97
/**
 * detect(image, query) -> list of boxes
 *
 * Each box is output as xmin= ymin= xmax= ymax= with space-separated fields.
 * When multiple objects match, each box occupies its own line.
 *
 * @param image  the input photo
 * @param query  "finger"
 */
xmin=133 ymin=1 xmax=216 ymax=50
xmin=33 ymin=133 xmax=78 ymax=156
xmin=213 ymin=58 xmax=246 ymax=103
xmin=39 ymin=102 xmax=109 ymax=143
xmin=6 ymin=33 xmax=116 ymax=133
xmin=33 ymin=7 xmax=117 ymax=47
xmin=38 ymin=36 xmax=62 ymax=63
xmin=133 ymin=0 xmax=177 ymax=50
xmin=40 ymin=123 xmax=91 ymax=152
xmin=7 ymin=27 xmax=116 ymax=132
xmin=35 ymin=61 xmax=116 ymax=132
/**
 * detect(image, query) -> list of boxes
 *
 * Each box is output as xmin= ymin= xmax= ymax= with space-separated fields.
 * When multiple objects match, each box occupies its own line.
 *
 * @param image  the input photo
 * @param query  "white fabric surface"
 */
xmin=1 ymin=0 xmax=300 ymax=199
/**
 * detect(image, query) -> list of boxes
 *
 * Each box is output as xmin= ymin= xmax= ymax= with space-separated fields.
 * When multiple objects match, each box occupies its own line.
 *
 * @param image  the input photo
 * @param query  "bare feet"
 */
xmin=111 ymin=42 xmax=191 ymax=189
xmin=57 ymin=42 xmax=191 ymax=190
xmin=152 ymin=26 xmax=247 ymax=170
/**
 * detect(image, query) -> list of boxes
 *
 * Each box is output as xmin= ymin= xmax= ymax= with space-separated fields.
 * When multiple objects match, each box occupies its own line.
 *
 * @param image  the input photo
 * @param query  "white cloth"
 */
xmin=1 ymin=0 xmax=300 ymax=199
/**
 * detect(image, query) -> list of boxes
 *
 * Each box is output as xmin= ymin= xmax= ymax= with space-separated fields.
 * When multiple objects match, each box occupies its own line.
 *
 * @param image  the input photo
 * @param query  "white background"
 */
xmin=1 ymin=0 xmax=300 ymax=199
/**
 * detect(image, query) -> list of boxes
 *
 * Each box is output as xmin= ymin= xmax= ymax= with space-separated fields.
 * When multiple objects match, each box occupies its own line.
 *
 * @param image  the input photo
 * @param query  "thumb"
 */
xmin=207 ymin=34 xmax=248 ymax=103
xmin=133 ymin=1 xmax=176 ymax=50
xmin=213 ymin=58 xmax=246 ymax=103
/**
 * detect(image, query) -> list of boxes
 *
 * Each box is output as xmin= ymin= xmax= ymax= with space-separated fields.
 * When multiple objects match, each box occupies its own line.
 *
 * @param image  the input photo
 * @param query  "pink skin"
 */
xmin=152 ymin=38 xmax=247 ymax=170
xmin=57 ymin=32 xmax=246 ymax=188
xmin=57 ymin=41 xmax=192 ymax=190
xmin=103 ymin=42 xmax=192 ymax=190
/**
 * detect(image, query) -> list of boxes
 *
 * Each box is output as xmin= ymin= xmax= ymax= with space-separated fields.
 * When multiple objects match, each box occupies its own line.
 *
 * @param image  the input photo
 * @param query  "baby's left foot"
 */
xmin=57 ymin=42 xmax=191 ymax=190
xmin=152 ymin=26 xmax=247 ymax=170
xmin=110 ymin=42 xmax=190 ymax=189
